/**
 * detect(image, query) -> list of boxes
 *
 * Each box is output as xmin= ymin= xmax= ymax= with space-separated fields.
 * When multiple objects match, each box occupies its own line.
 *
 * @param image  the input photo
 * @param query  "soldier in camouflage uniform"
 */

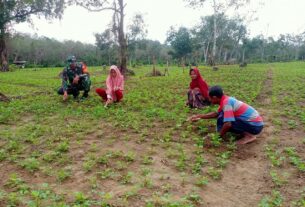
xmin=58 ymin=55 xmax=91 ymax=101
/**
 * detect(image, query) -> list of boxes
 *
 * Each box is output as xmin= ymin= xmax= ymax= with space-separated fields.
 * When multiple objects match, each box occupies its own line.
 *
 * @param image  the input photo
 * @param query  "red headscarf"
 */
xmin=190 ymin=68 xmax=209 ymax=98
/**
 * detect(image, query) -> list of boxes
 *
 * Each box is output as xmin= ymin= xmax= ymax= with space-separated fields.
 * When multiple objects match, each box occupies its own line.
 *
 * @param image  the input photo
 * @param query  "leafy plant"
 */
xmin=259 ymin=190 xmax=283 ymax=207
xmin=120 ymin=172 xmax=134 ymax=184
xmin=56 ymin=169 xmax=71 ymax=182
xmin=207 ymin=167 xmax=222 ymax=180
xmin=210 ymin=133 xmax=222 ymax=147
xmin=20 ymin=157 xmax=40 ymax=172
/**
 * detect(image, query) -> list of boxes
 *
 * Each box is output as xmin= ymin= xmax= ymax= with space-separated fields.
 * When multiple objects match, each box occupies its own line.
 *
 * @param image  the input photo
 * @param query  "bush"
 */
xmin=8 ymin=64 xmax=19 ymax=72
xmin=145 ymin=70 xmax=163 ymax=77
xmin=126 ymin=68 xmax=136 ymax=76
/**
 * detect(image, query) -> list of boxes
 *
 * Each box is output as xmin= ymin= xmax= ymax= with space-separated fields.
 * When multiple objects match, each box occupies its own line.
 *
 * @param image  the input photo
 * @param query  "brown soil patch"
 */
xmin=201 ymin=67 xmax=275 ymax=206
xmin=200 ymin=65 xmax=305 ymax=207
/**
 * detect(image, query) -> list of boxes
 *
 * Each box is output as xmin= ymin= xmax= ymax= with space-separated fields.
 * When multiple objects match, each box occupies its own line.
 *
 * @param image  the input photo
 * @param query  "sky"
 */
xmin=13 ymin=0 xmax=305 ymax=44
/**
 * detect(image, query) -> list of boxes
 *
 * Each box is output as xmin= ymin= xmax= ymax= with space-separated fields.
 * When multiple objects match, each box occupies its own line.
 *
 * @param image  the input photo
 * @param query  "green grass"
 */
xmin=0 ymin=63 xmax=304 ymax=206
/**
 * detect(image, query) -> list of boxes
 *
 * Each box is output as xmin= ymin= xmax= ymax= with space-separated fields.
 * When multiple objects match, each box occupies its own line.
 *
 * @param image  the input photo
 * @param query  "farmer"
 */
xmin=186 ymin=67 xmax=210 ymax=108
xmin=95 ymin=65 xmax=124 ymax=108
xmin=188 ymin=86 xmax=264 ymax=144
xmin=57 ymin=55 xmax=91 ymax=101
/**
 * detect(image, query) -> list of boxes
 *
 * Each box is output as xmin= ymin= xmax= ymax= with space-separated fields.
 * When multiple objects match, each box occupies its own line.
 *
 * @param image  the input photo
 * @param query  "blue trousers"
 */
xmin=217 ymin=111 xmax=263 ymax=135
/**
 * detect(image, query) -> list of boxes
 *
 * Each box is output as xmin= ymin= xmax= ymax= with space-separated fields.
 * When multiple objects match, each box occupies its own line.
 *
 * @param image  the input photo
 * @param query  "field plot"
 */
xmin=0 ymin=63 xmax=304 ymax=206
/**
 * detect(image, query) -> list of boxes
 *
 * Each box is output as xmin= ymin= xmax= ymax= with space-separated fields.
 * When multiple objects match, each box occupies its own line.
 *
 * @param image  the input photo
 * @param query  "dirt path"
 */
xmin=201 ymin=68 xmax=275 ymax=207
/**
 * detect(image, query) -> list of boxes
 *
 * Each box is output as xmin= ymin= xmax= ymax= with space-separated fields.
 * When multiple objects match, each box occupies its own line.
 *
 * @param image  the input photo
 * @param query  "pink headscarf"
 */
xmin=106 ymin=65 xmax=124 ymax=101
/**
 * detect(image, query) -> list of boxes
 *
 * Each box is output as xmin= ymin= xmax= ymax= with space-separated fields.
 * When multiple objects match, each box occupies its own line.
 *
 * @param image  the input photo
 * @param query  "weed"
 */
xmin=83 ymin=159 xmax=96 ymax=172
xmin=259 ymin=190 xmax=283 ymax=207
xmin=195 ymin=176 xmax=209 ymax=187
xmin=73 ymin=192 xmax=91 ymax=206
xmin=97 ymin=168 xmax=115 ymax=180
xmin=56 ymin=169 xmax=71 ymax=182
xmin=141 ymin=167 xmax=152 ymax=176
xmin=210 ymin=133 xmax=222 ymax=147
xmin=120 ymin=172 xmax=134 ymax=184
xmin=207 ymin=167 xmax=222 ymax=180
xmin=124 ymin=151 xmax=136 ymax=162
xmin=56 ymin=140 xmax=70 ymax=153
xmin=270 ymin=170 xmax=288 ymax=187
xmin=265 ymin=145 xmax=285 ymax=167
xmin=20 ymin=157 xmax=40 ymax=172
xmin=0 ymin=149 xmax=7 ymax=161
xmin=142 ymin=156 xmax=154 ymax=165
xmin=285 ymin=147 xmax=305 ymax=172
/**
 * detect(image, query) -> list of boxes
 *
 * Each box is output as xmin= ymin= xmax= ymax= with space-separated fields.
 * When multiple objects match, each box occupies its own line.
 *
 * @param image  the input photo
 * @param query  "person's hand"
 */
xmin=187 ymin=115 xmax=201 ymax=122
xmin=104 ymin=98 xmax=113 ymax=108
xmin=73 ymin=76 xmax=80 ymax=84
xmin=63 ymin=91 xmax=68 ymax=101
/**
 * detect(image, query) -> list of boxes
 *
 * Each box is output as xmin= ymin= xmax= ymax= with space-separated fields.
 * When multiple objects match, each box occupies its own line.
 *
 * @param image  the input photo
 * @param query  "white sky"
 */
xmin=13 ymin=0 xmax=305 ymax=44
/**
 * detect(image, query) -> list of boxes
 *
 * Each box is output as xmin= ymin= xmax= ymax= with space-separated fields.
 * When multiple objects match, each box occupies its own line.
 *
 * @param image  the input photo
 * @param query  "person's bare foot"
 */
xmin=236 ymin=132 xmax=257 ymax=145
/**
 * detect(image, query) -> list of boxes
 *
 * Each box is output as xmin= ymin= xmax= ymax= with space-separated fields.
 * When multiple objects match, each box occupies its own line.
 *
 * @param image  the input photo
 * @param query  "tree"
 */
xmin=8 ymin=33 xmax=101 ymax=67
xmin=184 ymin=0 xmax=250 ymax=65
xmin=75 ymin=0 xmax=128 ymax=75
xmin=95 ymin=27 xmax=118 ymax=66
xmin=166 ymin=27 xmax=192 ymax=66
xmin=0 ymin=0 xmax=66 ymax=71
xmin=127 ymin=13 xmax=147 ymax=66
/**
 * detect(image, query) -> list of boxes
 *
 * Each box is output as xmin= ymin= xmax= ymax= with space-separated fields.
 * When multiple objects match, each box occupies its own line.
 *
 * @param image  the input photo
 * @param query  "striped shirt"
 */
xmin=218 ymin=95 xmax=264 ymax=126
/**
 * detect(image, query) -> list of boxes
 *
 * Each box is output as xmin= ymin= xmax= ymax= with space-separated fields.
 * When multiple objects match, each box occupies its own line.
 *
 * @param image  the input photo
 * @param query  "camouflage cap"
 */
xmin=67 ymin=55 xmax=76 ymax=63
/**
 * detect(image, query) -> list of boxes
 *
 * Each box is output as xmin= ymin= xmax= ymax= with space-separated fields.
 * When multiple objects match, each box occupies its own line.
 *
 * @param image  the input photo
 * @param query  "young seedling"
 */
xmin=142 ymin=177 xmax=154 ymax=188
xmin=142 ymin=156 xmax=154 ymax=165
xmin=124 ymin=151 xmax=136 ymax=162
xmin=207 ymin=167 xmax=222 ymax=180
xmin=285 ymin=147 xmax=305 ymax=172
xmin=270 ymin=170 xmax=288 ymax=187
xmin=20 ymin=157 xmax=40 ymax=172
xmin=265 ymin=145 xmax=285 ymax=167
xmin=0 ymin=149 xmax=6 ymax=161
xmin=210 ymin=133 xmax=222 ymax=147
xmin=82 ymin=158 xmax=96 ymax=172
xmin=56 ymin=168 xmax=72 ymax=182
xmin=114 ymin=160 xmax=128 ymax=171
xmin=259 ymin=190 xmax=283 ymax=207
xmin=141 ymin=167 xmax=152 ymax=176
xmin=195 ymin=176 xmax=209 ymax=187
xmin=97 ymin=168 xmax=115 ymax=180
xmin=73 ymin=192 xmax=91 ymax=206
xmin=120 ymin=171 xmax=134 ymax=184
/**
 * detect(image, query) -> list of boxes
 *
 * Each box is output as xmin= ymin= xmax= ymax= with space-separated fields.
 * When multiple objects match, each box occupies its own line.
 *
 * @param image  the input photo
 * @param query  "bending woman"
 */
xmin=96 ymin=65 xmax=124 ymax=107
xmin=187 ymin=68 xmax=210 ymax=108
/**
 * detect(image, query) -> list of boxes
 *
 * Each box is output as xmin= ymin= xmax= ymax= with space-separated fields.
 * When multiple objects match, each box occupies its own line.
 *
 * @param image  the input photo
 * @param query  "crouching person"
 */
xmin=188 ymin=86 xmax=264 ymax=145
xmin=58 ymin=55 xmax=91 ymax=101
xmin=95 ymin=65 xmax=124 ymax=108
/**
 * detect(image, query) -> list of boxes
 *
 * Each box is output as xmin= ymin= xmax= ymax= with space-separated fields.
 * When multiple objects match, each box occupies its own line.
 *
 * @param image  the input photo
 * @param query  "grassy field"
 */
xmin=0 ymin=62 xmax=304 ymax=206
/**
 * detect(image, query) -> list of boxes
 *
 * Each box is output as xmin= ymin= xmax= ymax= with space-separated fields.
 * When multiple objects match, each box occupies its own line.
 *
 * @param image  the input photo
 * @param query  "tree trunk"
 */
xmin=181 ymin=57 xmax=185 ymax=73
xmin=260 ymin=47 xmax=264 ymax=62
xmin=218 ymin=45 xmax=222 ymax=63
xmin=242 ymin=48 xmax=245 ymax=63
xmin=295 ymin=48 xmax=299 ymax=60
xmin=211 ymin=0 xmax=217 ymax=66
xmin=118 ymin=0 xmax=127 ymax=75
xmin=203 ymin=42 xmax=210 ymax=65
xmin=108 ymin=53 xmax=111 ymax=66
xmin=0 ymin=29 xmax=9 ymax=72
xmin=223 ymin=49 xmax=227 ymax=63
xmin=152 ymin=55 xmax=156 ymax=76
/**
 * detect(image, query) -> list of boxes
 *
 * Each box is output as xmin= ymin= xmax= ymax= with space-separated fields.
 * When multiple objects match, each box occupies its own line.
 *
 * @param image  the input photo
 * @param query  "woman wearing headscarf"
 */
xmin=186 ymin=67 xmax=210 ymax=108
xmin=96 ymin=65 xmax=124 ymax=107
